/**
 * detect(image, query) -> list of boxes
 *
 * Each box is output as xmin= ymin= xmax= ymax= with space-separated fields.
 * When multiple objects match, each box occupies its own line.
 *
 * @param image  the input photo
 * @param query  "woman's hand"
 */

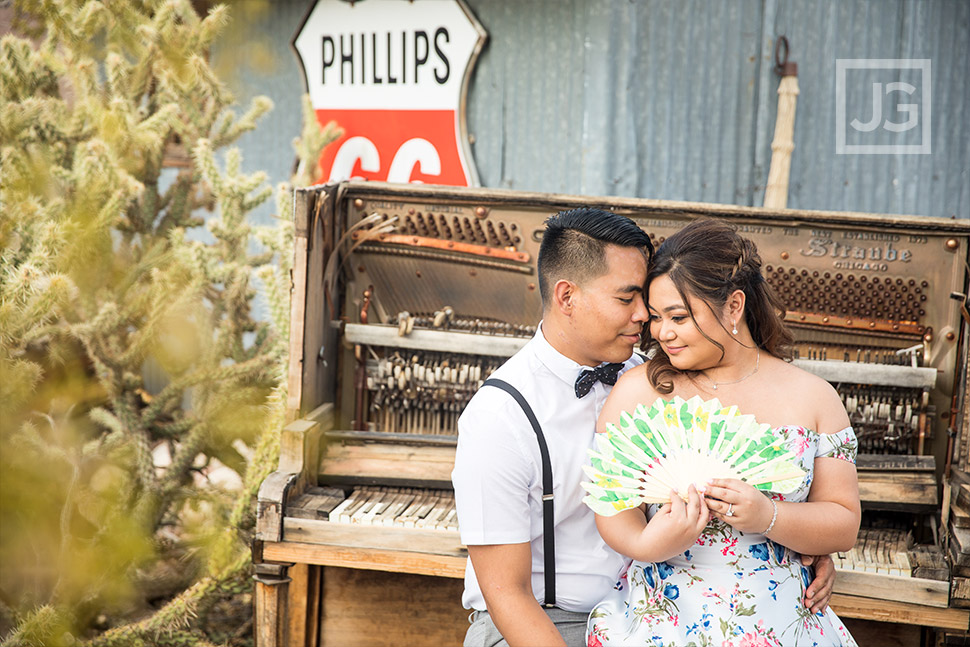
xmin=644 ymin=484 xmax=711 ymax=557
xmin=596 ymin=485 xmax=710 ymax=562
xmin=704 ymin=478 xmax=775 ymax=534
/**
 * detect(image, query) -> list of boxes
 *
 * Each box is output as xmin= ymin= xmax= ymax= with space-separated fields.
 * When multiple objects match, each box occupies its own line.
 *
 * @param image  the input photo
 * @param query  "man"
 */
xmin=452 ymin=208 xmax=834 ymax=647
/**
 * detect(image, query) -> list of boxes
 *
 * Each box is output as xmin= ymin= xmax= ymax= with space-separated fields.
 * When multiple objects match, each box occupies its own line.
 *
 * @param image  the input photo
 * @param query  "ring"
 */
xmin=726 ymin=503 xmax=735 ymax=517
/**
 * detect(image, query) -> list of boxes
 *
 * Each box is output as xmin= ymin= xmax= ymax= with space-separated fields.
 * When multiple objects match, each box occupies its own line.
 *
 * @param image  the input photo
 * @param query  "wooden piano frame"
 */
xmin=255 ymin=182 xmax=970 ymax=645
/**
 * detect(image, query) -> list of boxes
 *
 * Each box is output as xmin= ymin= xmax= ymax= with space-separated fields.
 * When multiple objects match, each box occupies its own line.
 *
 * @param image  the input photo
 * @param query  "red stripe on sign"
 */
xmin=315 ymin=109 xmax=470 ymax=186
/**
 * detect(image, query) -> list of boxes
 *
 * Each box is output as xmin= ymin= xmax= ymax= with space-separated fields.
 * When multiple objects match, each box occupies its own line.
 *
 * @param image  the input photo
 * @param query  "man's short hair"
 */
xmin=538 ymin=207 xmax=653 ymax=307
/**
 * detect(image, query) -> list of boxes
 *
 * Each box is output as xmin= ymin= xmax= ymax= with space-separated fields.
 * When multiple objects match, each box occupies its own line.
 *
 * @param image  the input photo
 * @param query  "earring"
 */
xmin=732 ymin=321 xmax=738 ymax=335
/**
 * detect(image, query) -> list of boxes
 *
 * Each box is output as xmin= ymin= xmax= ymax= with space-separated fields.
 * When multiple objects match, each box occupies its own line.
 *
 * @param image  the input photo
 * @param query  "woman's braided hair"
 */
xmin=642 ymin=218 xmax=794 ymax=394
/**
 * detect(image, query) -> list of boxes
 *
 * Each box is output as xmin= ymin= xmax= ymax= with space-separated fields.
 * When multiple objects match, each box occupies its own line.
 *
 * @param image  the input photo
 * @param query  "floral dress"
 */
xmin=586 ymin=426 xmax=859 ymax=647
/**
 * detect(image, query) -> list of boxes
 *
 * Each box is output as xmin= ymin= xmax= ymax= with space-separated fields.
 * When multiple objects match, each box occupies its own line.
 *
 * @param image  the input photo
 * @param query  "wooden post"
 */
xmin=286 ymin=563 xmax=311 ymax=646
xmin=764 ymin=37 xmax=799 ymax=210
xmin=254 ymin=406 xmax=332 ymax=646
xmin=306 ymin=565 xmax=323 ymax=647
xmin=254 ymin=561 xmax=292 ymax=647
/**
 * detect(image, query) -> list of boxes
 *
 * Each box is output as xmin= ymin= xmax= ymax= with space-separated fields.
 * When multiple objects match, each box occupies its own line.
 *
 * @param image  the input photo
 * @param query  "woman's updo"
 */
xmin=642 ymin=218 xmax=794 ymax=394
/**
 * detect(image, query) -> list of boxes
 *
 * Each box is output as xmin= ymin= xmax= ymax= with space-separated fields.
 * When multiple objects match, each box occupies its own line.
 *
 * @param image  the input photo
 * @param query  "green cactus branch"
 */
xmin=1 ymin=1 xmax=342 ymax=644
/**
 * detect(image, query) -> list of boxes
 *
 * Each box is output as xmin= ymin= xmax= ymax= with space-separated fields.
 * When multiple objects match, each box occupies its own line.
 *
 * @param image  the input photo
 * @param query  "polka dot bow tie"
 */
xmin=574 ymin=363 xmax=624 ymax=398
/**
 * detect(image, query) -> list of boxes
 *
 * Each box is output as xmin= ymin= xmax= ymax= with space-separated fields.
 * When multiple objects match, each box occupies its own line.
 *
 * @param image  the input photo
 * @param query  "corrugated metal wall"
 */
xmin=218 ymin=0 xmax=969 ymax=222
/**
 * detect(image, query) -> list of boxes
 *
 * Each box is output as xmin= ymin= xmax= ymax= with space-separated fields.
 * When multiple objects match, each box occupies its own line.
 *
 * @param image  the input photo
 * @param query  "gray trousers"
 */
xmin=463 ymin=608 xmax=589 ymax=647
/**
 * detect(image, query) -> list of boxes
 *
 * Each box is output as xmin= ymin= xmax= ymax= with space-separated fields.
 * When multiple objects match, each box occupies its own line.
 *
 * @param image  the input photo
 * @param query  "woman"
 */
xmin=586 ymin=219 xmax=860 ymax=647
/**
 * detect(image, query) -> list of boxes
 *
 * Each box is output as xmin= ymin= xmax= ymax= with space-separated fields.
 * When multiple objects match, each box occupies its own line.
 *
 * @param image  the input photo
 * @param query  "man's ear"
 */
xmin=553 ymin=279 xmax=578 ymax=316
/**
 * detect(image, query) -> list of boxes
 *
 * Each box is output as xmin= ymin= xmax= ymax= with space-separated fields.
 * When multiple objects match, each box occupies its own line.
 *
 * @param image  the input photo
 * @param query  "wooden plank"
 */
xmin=290 ymin=185 xmax=337 ymax=419
xmin=279 ymin=416 xmax=320 ymax=479
xmin=958 ymin=343 xmax=970 ymax=473
xmin=857 ymin=471 xmax=938 ymax=509
xmin=831 ymin=570 xmax=950 ymax=608
xmin=962 ymin=352 xmax=970 ymax=473
xmin=857 ymin=471 xmax=938 ymax=488
xmin=287 ymin=562 xmax=309 ymax=647
xmin=944 ymin=481 xmax=954 ymax=537
xmin=912 ymin=545 xmax=950 ymax=581
xmin=305 ymin=188 xmax=335 ymax=417
xmin=953 ymin=503 xmax=970 ymax=529
xmin=953 ymin=564 xmax=970 ymax=578
xmin=320 ymin=441 xmax=456 ymax=487
xmin=281 ymin=517 xmax=466 ymax=557
xmin=954 ymin=526 xmax=970 ymax=555
xmin=951 ymin=541 xmax=970 ymax=569
xmin=953 ymin=578 xmax=970 ymax=609
xmin=791 ymin=359 xmax=938 ymax=389
xmin=953 ymin=469 xmax=970 ymax=491
xmin=263 ymin=541 xmax=466 ymax=579
xmin=829 ymin=594 xmax=970 ymax=630
xmin=286 ymin=486 xmax=346 ymax=521
xmin=326 ymin=430 xmax=457 ymax=446
xmin=255 ymin=579 xmax=288 ymax=647
xmin=856 ymin=454 xmax=936 ymax=471
xmin=286 ymin=239 xmax=309 ymax=418
xmin=319 ymin=567 xmax=467 ymax=647
xmin=957 ymin=483 xmax=970 ymax=514
xmin=287 ymin=233 xmax=309 ymax=417
xmin=953 ymin=565 xmax=970 ymax=578
xmin=307 ymin=565 xmax=322 ymax=647
xmin=256 ymin=471 xmax=297 ymax=542
xmin=344 ymin=323 xmax=527 ymax=358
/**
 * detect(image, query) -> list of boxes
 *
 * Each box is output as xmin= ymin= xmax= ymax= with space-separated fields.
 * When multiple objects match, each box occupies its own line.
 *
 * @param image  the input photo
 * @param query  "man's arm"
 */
xmin=801 ymin=553 xmax=836 ymax=614
xmin=468 ymin=543 xmax=566 ymax=647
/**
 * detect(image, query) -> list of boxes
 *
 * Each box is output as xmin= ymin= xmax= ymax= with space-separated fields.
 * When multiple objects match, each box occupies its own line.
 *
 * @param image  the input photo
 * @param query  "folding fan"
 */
xmin=582 ymin=395 xmax=807 ymax=516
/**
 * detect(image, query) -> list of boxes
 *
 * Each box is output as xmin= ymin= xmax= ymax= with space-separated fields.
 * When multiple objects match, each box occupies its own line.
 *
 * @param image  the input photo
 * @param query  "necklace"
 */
xmin=701 ymin=350 xmax=760 ymax=390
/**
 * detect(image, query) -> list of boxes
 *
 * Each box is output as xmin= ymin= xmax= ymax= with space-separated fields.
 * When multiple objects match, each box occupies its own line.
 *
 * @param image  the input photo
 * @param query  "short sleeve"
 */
xmin=815 ymin=427 xmax=858 ymax=463
xmin=452 ymin=391 xmax=536 ymax=546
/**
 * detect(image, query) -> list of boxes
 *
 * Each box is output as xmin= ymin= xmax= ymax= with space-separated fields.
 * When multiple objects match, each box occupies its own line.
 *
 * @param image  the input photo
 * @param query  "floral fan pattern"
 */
xmin=582 ymin=396 xmax=807 ymax=516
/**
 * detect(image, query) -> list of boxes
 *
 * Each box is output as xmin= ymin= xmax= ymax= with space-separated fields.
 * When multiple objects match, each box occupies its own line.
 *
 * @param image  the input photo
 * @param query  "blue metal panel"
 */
xmin=220 ymin=0 xmax=969 ymax=221
xmin=464 ymin=0 xmax=771 ymax=205
xmin=776 ymin=0 xmax=969 ymax=218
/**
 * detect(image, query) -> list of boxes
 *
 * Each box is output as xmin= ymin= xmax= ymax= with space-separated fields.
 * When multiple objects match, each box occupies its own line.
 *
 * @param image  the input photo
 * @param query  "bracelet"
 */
xmin=763 ymin=498 xmax=778 ymax=535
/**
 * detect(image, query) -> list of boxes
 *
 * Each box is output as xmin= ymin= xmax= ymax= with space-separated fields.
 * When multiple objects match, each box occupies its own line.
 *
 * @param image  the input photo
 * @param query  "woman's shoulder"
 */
xmin=762 ymin=356 xmax=849 ymax=434
xmin=763 ymin=355 xmax=830 ymax=390
xmin=614 ymin=357 xmax=692 ymax=397
xmin=599 ymin=362 xmax=667 ymax=430
xmin=612 ymin=361 xmax=662 ymax=399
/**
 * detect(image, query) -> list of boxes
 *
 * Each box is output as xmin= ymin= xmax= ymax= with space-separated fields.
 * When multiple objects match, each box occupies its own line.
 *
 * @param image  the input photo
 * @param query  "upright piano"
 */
xmin=254 ymin=182 xmax=970 ymax=646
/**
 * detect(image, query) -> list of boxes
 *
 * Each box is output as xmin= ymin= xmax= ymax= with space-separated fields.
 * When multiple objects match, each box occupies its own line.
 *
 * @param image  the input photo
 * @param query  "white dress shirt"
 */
xmin=452 ymin=324 xmax=641 ymax=613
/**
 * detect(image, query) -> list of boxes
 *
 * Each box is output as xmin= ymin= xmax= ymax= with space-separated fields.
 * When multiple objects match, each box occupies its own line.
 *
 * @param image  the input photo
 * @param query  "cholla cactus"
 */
xmin=0 ymin=1 xmax=338 ymax=645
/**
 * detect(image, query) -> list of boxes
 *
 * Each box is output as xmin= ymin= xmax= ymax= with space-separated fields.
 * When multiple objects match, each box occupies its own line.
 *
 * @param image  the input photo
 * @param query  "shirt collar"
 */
xmin=532 ymin=321 xmax=617 ymax=389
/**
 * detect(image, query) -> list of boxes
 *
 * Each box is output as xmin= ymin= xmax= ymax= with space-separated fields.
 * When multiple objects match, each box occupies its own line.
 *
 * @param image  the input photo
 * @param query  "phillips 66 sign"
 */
xmin=293 ymin=0 xmax=487 ymax=186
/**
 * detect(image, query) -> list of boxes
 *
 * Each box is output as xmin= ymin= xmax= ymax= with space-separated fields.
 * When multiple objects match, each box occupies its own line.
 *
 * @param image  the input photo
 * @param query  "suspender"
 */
xmin=482 ymin=378 xmax=556 ymax=609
